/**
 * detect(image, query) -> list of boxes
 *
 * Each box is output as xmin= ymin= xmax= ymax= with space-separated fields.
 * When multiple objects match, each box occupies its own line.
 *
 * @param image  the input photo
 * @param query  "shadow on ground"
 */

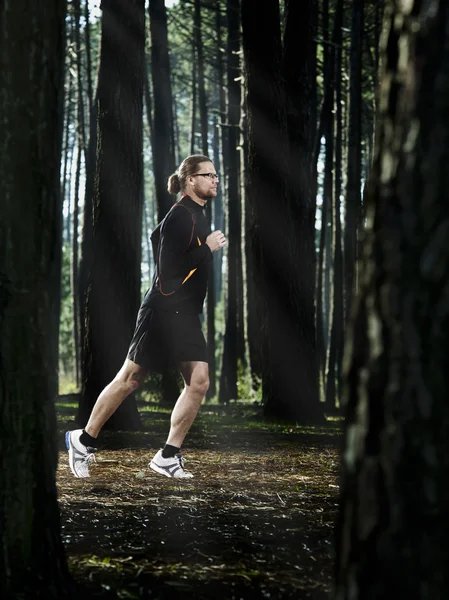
xmin=57 ymin=401 xmax=342 ymax=600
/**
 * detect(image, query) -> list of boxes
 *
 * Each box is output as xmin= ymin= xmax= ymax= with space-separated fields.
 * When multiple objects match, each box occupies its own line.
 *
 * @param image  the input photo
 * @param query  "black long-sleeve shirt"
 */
xmin=143 ymin=195 xmax=212 ymax=314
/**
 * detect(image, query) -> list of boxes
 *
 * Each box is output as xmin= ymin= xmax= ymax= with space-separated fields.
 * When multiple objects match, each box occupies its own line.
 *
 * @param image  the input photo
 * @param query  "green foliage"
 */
xmin=236 ymin=359 xmax=262 ymax=404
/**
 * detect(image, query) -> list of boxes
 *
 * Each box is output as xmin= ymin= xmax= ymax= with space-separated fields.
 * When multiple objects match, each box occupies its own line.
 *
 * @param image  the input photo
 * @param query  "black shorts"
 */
xmin=127 ymin=306 xmax=207 ymax=372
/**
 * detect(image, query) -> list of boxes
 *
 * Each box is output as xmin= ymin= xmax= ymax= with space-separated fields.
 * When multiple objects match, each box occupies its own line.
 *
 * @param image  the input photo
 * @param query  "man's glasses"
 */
xmin=193 ymin=173 xmax=219 ymax=181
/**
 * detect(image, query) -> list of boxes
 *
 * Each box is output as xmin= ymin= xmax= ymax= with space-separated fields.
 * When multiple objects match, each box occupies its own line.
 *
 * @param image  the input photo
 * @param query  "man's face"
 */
xmin=190 ymin=161 xmax=219 ymax=200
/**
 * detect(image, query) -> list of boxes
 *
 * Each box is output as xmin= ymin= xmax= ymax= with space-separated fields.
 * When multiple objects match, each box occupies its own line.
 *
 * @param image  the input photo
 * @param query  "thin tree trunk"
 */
xmin=61 ymin=70 xmax=74 ymax=245
xmin=193 ymin=0 xmax=217 ymax=398
xmin=344 ymin=0 xmax=364 ymax=324
xmin=74 ymin=0 xmax=87 ymax=162
xmin=324 ymin=0 xmax=344 ymax=410
xmin=84 ymin=0 xmax=94 ymax=112
xmin=219 ymin=0 xmax=242 ymax=404
xmin=72 ymin=145 xmax=81 ymax=388
xmin=194 ymin=0 xmax=208 ymax=156
xmin=149 ymin=0 xmax=179 ymax=404
xmin=78 ymin=91 xmax=97 ymax=390
xmin=144 ymin=60 xmax=154 ymax=142
xmin=315 ymin=1 xmax=342 ymax=401
xmin=326 ymin=0 xmax=344 ymax=410
xmin=190 ymin=43 xmax=197 ymax=154
xmin=149 ymin=0 xmax=176 ymax=221
xmin=214 ymin=0 xmax=226 ymax=302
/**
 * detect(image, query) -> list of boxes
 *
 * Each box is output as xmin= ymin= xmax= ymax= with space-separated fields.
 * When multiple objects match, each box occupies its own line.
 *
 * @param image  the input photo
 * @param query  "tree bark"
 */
xmin=242 ymin=0 xmax=322 ymax=422
xmin=71 ymin=145 xmax=81 ymax=388
xmin=149 ymin=0 xmax=181 ymax=404
xmin=344 ymin=0 xmax=364 ymax=324
xmin=219 ymin=0 xmax=242 ymax=403
xmin=278 ymin=0 xmax=321 ymax=419
xmin=326 ymin=0 xmax=344 ymax=411
xmin=149 ymin=0 xmax=176 ymax=221
xmin=193 ymin=0 xmax=217 ymax=398
xmin=79 ymin=0 xmax=145 ymax=430
xmin=335 ymin=1 xmax=449 ymax=597
xmin=0 ymin=0 xmax=72 ymax=596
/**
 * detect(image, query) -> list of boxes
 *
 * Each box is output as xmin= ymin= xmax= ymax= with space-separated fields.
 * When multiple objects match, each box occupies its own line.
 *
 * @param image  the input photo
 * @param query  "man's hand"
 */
xmin=206 ymin=230 xmax=227 ymax=252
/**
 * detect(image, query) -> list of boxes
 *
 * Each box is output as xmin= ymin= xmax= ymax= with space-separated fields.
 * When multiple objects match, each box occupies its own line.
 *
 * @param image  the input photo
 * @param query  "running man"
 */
xmin=66 ymin=155 xmax=226 ymax=478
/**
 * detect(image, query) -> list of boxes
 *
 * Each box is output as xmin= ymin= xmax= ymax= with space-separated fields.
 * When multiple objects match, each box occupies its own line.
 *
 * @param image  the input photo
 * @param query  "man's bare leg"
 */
xmin=84 ymin=358 xmax=149 ymax=438
xmin=149 ymin=361 xmax=209 ymax=478
xmin=165 ymin=360 xmax=209 ymax=448
xmin=67 ymin=358 xmax=148 ymax=477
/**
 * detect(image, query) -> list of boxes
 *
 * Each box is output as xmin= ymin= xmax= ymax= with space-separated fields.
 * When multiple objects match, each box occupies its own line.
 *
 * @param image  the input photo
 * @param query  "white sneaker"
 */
xmin=65 ymin=429 xmax=97 ymax=478
xmin=149 ymin=450 xmax=193 ymax=479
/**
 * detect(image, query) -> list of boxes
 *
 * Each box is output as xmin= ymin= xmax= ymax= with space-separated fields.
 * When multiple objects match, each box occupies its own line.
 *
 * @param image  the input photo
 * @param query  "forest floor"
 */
xmin=56 ymin=398 xmax=343 ymax=600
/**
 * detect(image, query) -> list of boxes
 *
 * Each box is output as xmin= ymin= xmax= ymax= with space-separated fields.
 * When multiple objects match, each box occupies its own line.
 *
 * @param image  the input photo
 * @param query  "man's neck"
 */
xmin=184 ymin=191 xmax=208 ymax=207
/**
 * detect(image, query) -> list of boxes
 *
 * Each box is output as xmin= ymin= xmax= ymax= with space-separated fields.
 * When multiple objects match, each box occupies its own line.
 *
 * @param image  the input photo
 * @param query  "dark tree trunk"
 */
xmin=193 ymin=0 xmax=216 ymax=398
xmin=0 ymin=0 xmax=73 ymax=596
xmin=267 ymin=0 xmax=322 ymax=420
xmin=149 ymin=0 xmax=180 ymax=404
xmin=189 ymin=43 xmax=197 ymax=155
xmin=242 ymin=0 xmax=322 ymax=422
xmin=78 ymin=91 xmax=97 ymax=388
xmin=84 ymin=0 xmax=94 ymax=112
xmin=335 ymin=1 xmax=449 ymax=597
xmin=79 ymin=0 xmax=145 ymax=430
xmin=61 ymin=69 xmax=74 ymax=245
xmin=74 ymin=0 xmax=87 ymax=160
xmin=326 ymin=0 xmax=344 ymax=411
xmin=322 ymin=84 xmax=335 ymax=409
xmin=144 ymin=60 xmax=154 ymax=142
xmin=344 ymin=0 xmax=364 ymax=324
xmin=194 ymin=0 xmax=208 ymax=156
xmin=213 ymin=0 xmax=225 ymax=303
xmin=149 ymin=0 xmax=176 ymax=221
xmin=242 ymin=0 xmax=285 ymax=413
xmin=219 ymin=0 xmax=242 ymax=403
xmin=315 ymin=2 xmax=340 ymax=400
xmin=72 ymin=145 xmax=81 ymax=388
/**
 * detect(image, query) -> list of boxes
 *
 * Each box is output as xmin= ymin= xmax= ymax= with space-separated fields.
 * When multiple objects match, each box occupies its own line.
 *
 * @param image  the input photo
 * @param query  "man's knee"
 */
xmin=126 ymin=377 xmax=141 ymax=394
xmin=191 ymin=373 xmax=209 ymax=397
xmin=115 ymin=360 xmax=146 ymax=393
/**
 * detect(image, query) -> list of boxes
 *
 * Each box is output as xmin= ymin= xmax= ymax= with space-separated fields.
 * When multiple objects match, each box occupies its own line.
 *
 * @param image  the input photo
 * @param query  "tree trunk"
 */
xmin=326 ymin=0 xmax=344 ymax=411
xmin=192 ymin=0 xmax=217 ymax=398
xmin=213 ymin=0 xmax=225 ymax=304
xmin=61 ymin=68 xmax=74 ymax=245
xmin=149 ymin=0 xmax=176 ymax=221
xmin=78 ymin=91 xmax=97 ymax=393
xmin=344 ymin=0 xmax=364 ymax=324
xmin=243 ymin=0 xmax=322 ymax=422
xmin=79 ymin=0 xmax=145 ymax=430
xmin=149 ymin=0 xmax=180 ymax=404
xmin=315 ymin=2 xmax=341 ymax=401
xmin=0 ymin=0 xmax=72 ymax=596
xmin=219 ymin=0 xmax=242 ymax=403
xmin=268 ymin=0 xmax=321 ymax=420
xmin=189 ymin=42 xmax=197 ymax=154
xmin=84 ymin=0 xmax=94 ymax=112
xmin=74 ymin=0 xmax=87 ymax=161
xmin=71 ymin=145 xmax=81 ymax=388
xmin=335 ymin=1 xmax=449 ymax=597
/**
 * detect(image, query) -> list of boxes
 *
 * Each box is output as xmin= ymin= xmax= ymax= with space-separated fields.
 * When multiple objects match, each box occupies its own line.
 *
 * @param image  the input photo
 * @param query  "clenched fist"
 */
xmin=206 ymin=230 xmax=227 ymax=252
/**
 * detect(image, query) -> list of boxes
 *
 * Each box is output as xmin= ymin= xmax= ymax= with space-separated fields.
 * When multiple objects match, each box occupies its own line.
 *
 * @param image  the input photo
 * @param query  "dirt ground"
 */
xmin=56 ymin=401 xmax=342 ymax=600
